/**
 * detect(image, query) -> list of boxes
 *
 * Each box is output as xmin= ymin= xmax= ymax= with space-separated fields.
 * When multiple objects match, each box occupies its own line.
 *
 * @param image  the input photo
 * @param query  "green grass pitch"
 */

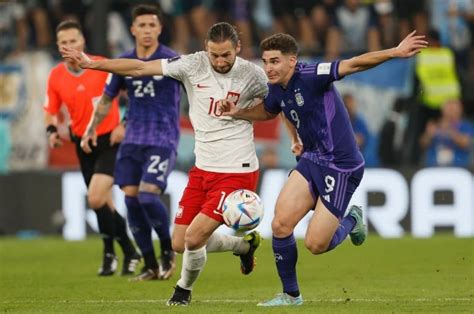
xmin=1 ymin=235 xmax=472 ymax=313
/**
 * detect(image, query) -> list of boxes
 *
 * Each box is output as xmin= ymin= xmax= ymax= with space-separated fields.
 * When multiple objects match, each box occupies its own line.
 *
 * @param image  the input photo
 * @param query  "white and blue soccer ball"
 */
xmin=222 ymin=189 xmax=264 ymax=231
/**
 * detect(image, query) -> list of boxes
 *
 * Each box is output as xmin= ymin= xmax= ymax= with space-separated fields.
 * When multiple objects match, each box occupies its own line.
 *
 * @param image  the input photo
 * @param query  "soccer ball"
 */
xmin=222 ymin=189 xmax=264 ymax=231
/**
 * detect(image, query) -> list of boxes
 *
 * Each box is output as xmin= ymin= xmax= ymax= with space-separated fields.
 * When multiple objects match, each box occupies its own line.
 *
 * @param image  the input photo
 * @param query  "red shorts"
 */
xmin=175 ymin=166 xmax=260 ymax=225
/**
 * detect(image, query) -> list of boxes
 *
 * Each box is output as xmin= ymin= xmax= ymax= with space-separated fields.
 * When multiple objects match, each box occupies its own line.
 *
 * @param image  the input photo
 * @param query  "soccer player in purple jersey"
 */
xmin=81 ymin=5 xmax=181 ymax=281
xmin=219 ymin=31 xmax=428 ymax=306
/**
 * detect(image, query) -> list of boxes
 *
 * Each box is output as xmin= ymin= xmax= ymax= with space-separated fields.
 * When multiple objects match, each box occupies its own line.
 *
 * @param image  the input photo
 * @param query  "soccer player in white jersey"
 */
xmin=61 ymin=22 xmax=268 ymax=306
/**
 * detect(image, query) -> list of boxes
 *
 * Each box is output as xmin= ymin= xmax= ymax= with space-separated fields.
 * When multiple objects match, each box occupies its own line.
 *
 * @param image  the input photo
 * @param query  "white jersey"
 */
xmin=162 ymin=51 xmax=268 ymax=173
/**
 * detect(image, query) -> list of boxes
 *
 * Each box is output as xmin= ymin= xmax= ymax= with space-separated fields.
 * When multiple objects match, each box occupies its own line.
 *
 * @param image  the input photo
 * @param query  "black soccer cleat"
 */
xmin=121 ymin=251 xmax=141 ymax=275
xmin=236 ymin=230 xmax=262 ymax=275
xmin=98 ymin=253 xmax=118 ymax=276
xmin=166 ymin=285 xmax=192 ymax=306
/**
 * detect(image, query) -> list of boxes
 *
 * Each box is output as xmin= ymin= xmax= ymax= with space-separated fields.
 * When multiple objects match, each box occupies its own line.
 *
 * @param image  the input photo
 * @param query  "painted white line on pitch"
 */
xmin=2 ymin=298 xmax=472 ymax=304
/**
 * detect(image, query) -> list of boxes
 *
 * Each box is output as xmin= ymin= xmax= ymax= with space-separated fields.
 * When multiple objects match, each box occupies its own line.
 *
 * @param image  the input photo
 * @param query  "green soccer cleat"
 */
xmin=237 ymin=230 xmax=262 ymax=275
xmin=257 ymin=293 xmax=303 ymax=307
xmin=348 ymin=205 xmax=367 ymax=246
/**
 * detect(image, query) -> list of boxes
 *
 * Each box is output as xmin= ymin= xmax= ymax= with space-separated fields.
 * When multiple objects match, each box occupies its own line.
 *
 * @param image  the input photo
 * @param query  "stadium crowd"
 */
xmin=0 ymin=0 xmax=473 ymax=170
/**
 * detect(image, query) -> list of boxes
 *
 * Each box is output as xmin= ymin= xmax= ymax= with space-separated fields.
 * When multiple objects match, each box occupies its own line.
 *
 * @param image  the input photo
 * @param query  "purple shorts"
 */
xmin=114 ymin=144 xmax=176 ymax=192
xmin=294 ymin=157 xmax=364 ymax=219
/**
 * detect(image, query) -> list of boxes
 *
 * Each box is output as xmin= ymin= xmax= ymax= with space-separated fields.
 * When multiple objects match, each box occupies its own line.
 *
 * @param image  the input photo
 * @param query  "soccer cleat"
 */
xmin=121 ymin=252 xmax=141 ymax=275
xmin=129 ymin=267 xmax=159 ymax=281
xmin=98 ymin=253 xmax=118 ymax=276
xmin=348 ymin=205 xmax=367 ymax=246
xmin=158 ymin=252 xmax=176 ymax=280
xmin=257 ymin=293 xmax=303 ymax=306
xmin=237 ymin=230 xmax=261 ymax=275
xmin=166 ymin=285 xmax=192 ymax=306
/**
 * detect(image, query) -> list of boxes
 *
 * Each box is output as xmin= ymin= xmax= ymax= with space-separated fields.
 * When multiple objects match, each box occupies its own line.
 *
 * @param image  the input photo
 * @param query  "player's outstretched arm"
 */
xmin=218 ymin=99 xmax=277 ymax=121
xmin=60 ymin=46 xmax=163 ymax=77
xmin=338 ymin=30 xmax=428 ymax=77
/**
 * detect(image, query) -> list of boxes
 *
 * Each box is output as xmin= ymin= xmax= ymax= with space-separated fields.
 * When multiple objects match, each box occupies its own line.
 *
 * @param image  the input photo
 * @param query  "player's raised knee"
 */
xmin=304 ymin=238 xmax=328 ymax=255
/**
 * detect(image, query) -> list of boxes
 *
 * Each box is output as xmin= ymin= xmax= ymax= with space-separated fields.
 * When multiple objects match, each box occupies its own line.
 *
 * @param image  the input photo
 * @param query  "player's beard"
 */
xmin=212 ymin=60 xmax=235 ymax=74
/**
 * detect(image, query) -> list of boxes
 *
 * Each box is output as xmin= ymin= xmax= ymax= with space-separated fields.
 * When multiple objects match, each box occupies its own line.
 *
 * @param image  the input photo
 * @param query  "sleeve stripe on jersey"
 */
xmin=300 ymin=65 xmax=317 ymax=74
xmin=333 ymin=60 xmax=341 ymax=80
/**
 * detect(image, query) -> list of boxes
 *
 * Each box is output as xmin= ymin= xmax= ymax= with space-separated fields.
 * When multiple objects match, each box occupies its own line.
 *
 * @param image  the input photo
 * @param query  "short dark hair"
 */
xmin=427 ymin=28 xmax=440 ymax=42
xmin=56 ymin=20 xmax=82 ymax=35
xmin=206 ymin=22 xmax=239 ymax=47
xmin=260 ymin=33 xmax=298 ymax=55
xmin=132 ymin=4 xmax=162 ymax=23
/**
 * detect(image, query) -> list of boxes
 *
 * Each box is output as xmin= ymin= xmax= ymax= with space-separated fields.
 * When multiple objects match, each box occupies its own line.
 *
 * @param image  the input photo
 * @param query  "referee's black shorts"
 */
xmin=72 ymin=132 xmax=119 ymax=187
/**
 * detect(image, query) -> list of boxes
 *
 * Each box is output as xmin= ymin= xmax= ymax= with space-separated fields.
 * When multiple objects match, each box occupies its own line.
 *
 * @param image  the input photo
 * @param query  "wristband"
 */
xmin=46 ymin=125 xmax=58 ymax=136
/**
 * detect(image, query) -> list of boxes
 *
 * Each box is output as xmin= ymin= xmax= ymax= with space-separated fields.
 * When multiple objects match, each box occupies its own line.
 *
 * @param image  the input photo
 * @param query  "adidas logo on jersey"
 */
xmin=76 ymin=84 xmax=85 ymax=92
xmin=322 ymin=194 xmax=331 ymax=202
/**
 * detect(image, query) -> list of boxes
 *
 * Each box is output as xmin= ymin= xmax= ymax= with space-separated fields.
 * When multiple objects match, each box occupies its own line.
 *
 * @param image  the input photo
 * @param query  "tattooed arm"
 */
xmin=80 ymin=94 xmax=114 ymax=153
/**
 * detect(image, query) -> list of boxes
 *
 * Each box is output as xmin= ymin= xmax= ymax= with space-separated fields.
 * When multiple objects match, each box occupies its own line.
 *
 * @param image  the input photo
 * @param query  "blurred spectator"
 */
xmin=407 ymin=29 xmax=461 ymax=164
xmin=252 ymin=0 xmax=275 ymax=43
xmin=378 ymin=98 xmax=408 ymax=167
xmin=310 ymin=0 xmax=340 ymax=55
xmin=343 ymin=94 xmax=371 ymax=155
xmin=429 ymin=0 xmax=474 ymax=78
xmin=415 ymin=29 xmax=461 ymax=118
xmin=209 ymin=0 xmax=256 ymax=58
xmin=0 ymin=2 xmax=28 ymax=60
xmin=48 ymin=0 xmax=89 ymax=34
xmin=166 ymin=0 xmax=209 ymax=54
xmin=326 ymin=0 xmax=381 ymax=59
xmin=1 ymin=1 xmax=55 ymax=60
xmin=419 ymin=99 xmax=473 ymax=167
xmin=374 ymin=0 xmax=398 ymax=48
xmin=268 ymin=0 xmax=339 ymax=56
xmin=26 ymin=1 xmax=53 ymax=51
xmin=107 ymin=1 xmax=135 ymax=57
xmin=269 ymin=0 xmax=296 ymax=36
xmin=292 ymin=0 xmax=319 ymax=56
xmin=393 ymin=0 xmax=428 ymax=41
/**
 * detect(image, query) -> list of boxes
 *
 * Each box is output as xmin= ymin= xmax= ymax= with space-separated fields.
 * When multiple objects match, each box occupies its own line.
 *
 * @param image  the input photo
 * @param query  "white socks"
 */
xmin=206 ymin=232 xmax=249 ymax=255
xmin=177 ymin=246 xmax=207 ymax=290
xmin=176 ymin=233 xmax=250 ymax=291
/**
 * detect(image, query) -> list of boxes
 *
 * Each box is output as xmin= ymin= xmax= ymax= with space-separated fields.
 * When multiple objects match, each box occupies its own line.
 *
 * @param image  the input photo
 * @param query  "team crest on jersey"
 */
xmin=295 ymin=93 xmax=304 ymax=106
xmin=226 ymin=91 xmax=240 ymax=105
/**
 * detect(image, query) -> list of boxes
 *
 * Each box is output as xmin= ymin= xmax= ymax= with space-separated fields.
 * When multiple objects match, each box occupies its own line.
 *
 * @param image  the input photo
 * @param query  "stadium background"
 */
xmin=0 ymin=0 xmax=473 ymax=238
